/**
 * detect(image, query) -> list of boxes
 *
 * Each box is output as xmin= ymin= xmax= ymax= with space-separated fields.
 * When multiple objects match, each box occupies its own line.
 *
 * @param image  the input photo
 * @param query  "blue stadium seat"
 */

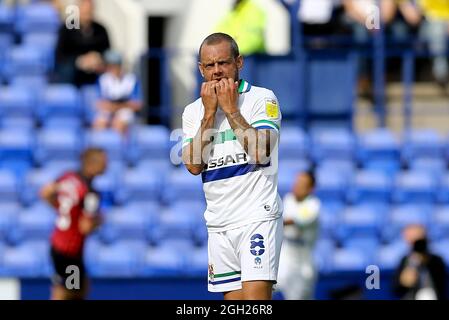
xmin=34 ymin=128 xmax=83 ymax=165
xmin=357 ymin=128 xmax=401 ymax=164
xmin=0 ymin=86 xmax=35 ymax=118
xmin=361 ymin=158 xmax=401 ymax=176
xmin=431 ymin=239 xmax=449 ymax=265
xmin=335 ymin=205 xmax=383 ymax=242
xmin=331 ymin=248 xmax=368 ymax=272
xmin=86 ymin=240 xmax=146 ymax=277
xmin=0 ymin=159 xmax=32 ymax=179
xmin=7 ymin=202 xmax=54 ymax=245
xmin=437 ymin=173 xmax=449 ymax=204
xmin=278 ymin=126 xmax=309 ymax=160
xmin=0 ymin=170 xmax=18 ymax=202
xmin=0 ymin=33 xmax=11 ymax=52
xmin=3 ymin=45 xmax=48 ymax=79
xmin=127 ymin=125 xmax=171 ymax=165
xmin=249 ymin=55 xmax=304 ymax=119
xmin=429 ymin=206 xmax=449 ymax=241
xmin=310 ymin=128 xmax=356 ymax=162
xmin=169 ymin=200 xmax=207 ymax=245
xmin=0 ymin=33 xmax=12 ymax=79
xmin=340 ymin=236 xmax=380 ymax=263
xmin=92 ymin=161 xmax=123 ymax=208
xmin=0 ymin=126 xmax=34 ymax=176
xmin=80 ymin=84 xmax=99 ymax=124
xmin=393 ymin=171 xmax=438 ymax=204
xmin=86 ymin=129 xmax=125 ymax=162
xmin=84 ymin=236 xmax=103 ymax=258
xmin=20 ymin=167 xmax=61 ymax=206
xmin=382 ymin=204 xmax=431 ymax=243
xmin=10 ymin=74 xmax=47 ymax=91
xmin=409 ymin=158 xmax=446 ymax=179
xmin=0 ymin=241 xmax=49 ymax=277
xmin=279 ymin=159 xmax=312 ymax=176
xmin=163 ymin=167 xmax=204 ymax=203
xmin=15 ymin=3 xmax=60 ymax=35
xmin=43 ymin=160 xmax=79 ymax=176
xmin=0 ymin=5 xmax=13 ymax=32
xmin=22 ymin=32 xmax=57 ymax=71
xmin=402 ymin=129 xmax=445 ymax=164
xmin=314 ymin=168 xmax=348 ymax=203
xmin=0 ymin=128 xmax=34 ymax=162
xmin=185 ymin=245 xmax=208 ymax=277
xmin=0 ymin=116 xmax=35 ymax=130
xmin=347 ymin=170 xmax=393 ymax=204
xmin=0 ymin=202 xmax=19 ymax=241
xmin=142 ymin=241 xmax=186 ymax=277
xmin=42 ymin=118 xmax=83 ymax=131
xmin=148 ymin=207 xmax=198 ymax=245
xmin=134 ymin=159 xmax=173 ymax=179
xmin=304 ymin=52 xmax=357 ymax=127
xmin=313 ymin=237 xmax=335 ymax=274
xmin=278 ymin=158 xmax=312 ymax=197
xmin=114 ymin=167 xmax=160 ymax=204
xmin=38 ymin=84 xmax=81 ymax=122
xmin=169 ymin=200 xmax=205 ymax=223
xmin=318 ymin=202 xmax=344 ymax=239
xmin=0 ymin=32 xmax=12 ymax=47
xmin=376 ymin=241 xmax=408 ymax=270
xmin=99 ymin=202 xmax=160 ymax=243
xmin=316 ymin=159 xmax=356 ymax=179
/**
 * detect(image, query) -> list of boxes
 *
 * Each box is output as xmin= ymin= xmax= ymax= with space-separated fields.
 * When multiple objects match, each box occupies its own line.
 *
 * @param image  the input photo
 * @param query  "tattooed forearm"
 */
xmin=182 ymin=115 xmax=216 ymax=174
xmin=226 ymin=111 xmax=273 ymax=164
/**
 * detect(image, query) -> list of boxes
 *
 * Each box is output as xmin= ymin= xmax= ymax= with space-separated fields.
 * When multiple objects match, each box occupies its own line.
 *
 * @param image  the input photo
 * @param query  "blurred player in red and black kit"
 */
xmin=40 ymin=148 xmax=107 ymax=300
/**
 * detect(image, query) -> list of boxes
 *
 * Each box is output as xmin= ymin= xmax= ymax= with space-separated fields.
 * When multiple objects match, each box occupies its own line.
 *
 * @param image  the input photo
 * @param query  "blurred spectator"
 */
xmin=283 ymin=0 xmax=351 ymax=44
xmin=299 ymin=0 xmax=349 ymax=36
xmin=93 ymin=50 xmax=143 ymax=135
xmin=392 ymin=0 xmax=422 ymax=39
xmin=342 ymin=0 xmax=399 ymax=37
xmin=418 ymin=0 xmax=449 ymax=89
xmin=342 ymin=0 xmax=415 ymax=98
xmin=277 ymin=171 xmax=321 ymax=300
xmin=215 ymin=0 xmax=266 ymax=55
xmin=393 ymin=224 xmax=447 ymax=300
xmin=54 ymin=0 xmax=110 ymax=87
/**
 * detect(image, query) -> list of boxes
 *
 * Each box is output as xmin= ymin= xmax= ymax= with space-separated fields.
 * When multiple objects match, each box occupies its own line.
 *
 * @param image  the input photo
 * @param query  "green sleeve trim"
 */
xmin=251 ymin=119 xmax=280 ymax=131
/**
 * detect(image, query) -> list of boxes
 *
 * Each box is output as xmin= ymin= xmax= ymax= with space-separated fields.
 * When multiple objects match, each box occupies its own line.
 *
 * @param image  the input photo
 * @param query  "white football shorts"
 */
xmin=207 ymin=217 xmax=283 ymax=293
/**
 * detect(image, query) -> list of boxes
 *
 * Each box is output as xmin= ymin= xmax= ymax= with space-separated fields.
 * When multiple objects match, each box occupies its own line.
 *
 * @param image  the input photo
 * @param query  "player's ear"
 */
xmin=198 ymin=62 xmax=205 ymax=78
xmin=236 ymin=55 xmax=243 ymax=70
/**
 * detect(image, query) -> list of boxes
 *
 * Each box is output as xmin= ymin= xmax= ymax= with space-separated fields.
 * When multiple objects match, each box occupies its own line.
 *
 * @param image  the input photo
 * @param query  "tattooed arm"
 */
xmin=182 ymin=81 xmax=218 ymax=175
xmin=216 ymin=78 xmax=277 ymax=164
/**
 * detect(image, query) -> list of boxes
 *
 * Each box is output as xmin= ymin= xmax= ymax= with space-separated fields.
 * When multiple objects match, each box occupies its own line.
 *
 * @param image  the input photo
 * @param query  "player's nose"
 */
xmin=213 ymin=63 xmax=222 ymax=75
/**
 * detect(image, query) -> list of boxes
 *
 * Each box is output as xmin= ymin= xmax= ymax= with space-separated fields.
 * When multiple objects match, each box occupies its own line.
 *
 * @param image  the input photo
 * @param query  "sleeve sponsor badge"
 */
xmin=265 ymin=99 xmax=279 ymax=119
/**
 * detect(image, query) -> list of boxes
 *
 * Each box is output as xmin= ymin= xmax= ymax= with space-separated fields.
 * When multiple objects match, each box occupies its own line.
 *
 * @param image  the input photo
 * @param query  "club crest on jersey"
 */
xmin=265 ymin=99 xmax=279 ymax=119
xmin=255 ymin=257 xmax=262 ymax=265
xmin=208 ymin=264 xmax=214 ymax=281
xmin=250 ymin=234 xmax=265 ymax=256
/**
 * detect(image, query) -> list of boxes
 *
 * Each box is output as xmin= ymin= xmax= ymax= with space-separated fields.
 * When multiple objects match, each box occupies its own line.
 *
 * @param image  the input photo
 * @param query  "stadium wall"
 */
xmin=94 ymin=0 xmax=147 ymax=71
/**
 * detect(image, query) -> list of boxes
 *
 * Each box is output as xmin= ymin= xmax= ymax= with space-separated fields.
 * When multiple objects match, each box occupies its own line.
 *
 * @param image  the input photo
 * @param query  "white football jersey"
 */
xmin=182 ymin=80 xmax=283 ymax=232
